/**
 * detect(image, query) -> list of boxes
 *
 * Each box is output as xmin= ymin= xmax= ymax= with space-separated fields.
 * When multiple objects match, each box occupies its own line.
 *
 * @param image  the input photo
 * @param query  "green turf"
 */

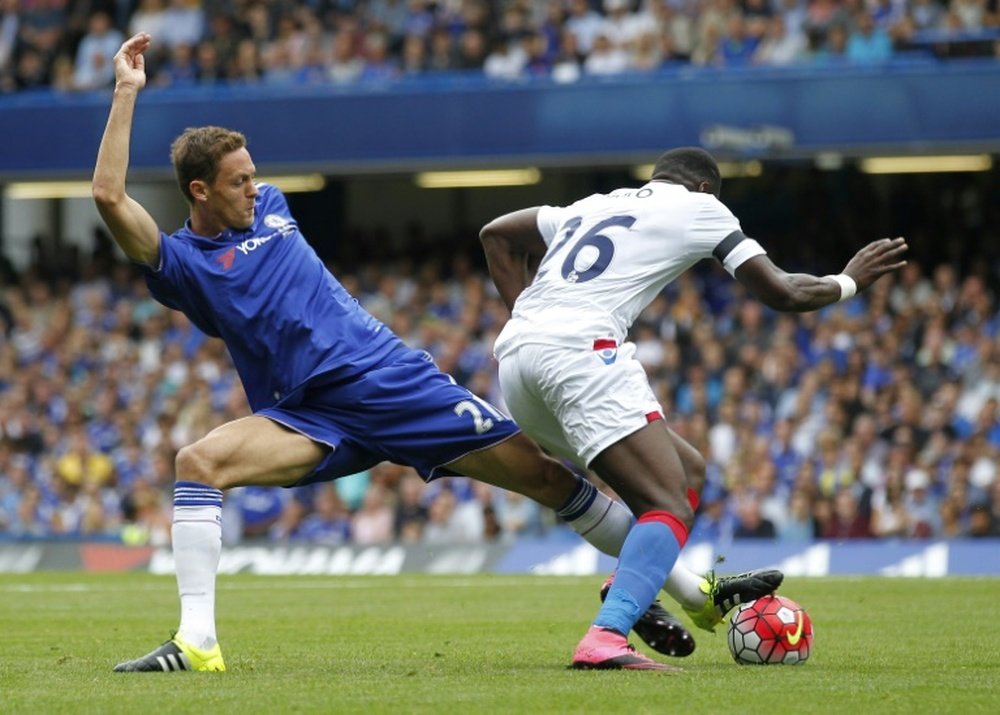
xmin=1 ymin=574 xmax=998 ymax=714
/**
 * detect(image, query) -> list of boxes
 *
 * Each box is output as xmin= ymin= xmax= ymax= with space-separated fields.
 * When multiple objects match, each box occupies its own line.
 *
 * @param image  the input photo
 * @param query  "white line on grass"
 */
xmin=0 ymin=576 xmax=595 ymax=594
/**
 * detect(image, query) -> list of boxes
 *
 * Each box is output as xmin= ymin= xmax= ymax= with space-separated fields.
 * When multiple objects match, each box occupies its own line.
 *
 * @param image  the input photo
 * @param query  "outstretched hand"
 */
xmin=113 ymin=32 xmax=151 ymax=91
xmin=843 ymin=237 xmax=909 ymax=291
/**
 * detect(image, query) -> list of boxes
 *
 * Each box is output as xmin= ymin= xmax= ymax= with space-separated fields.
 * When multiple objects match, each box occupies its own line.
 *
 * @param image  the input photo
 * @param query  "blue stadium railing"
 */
xmin=1 ymin=57 xmax=999 ymax=180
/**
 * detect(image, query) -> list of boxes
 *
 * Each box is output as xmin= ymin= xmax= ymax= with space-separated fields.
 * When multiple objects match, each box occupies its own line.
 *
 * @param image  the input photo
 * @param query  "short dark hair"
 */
xmin=650 ymin=147 xmax=721 ymax=197
xmin=170 ymin=126 xmax=248 ymax=203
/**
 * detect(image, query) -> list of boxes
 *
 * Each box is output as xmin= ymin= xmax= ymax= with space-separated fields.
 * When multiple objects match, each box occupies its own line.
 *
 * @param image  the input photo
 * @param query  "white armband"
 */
xmin=825 ymin=274 xmax=857 ymax=302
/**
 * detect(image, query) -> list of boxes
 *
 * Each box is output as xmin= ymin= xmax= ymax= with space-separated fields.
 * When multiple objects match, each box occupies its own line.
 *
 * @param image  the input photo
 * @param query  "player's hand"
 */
xmin=842 ymin=237 xmax=908 ymax=291
xmin=113 ymin=32 xmax=151 ymax=92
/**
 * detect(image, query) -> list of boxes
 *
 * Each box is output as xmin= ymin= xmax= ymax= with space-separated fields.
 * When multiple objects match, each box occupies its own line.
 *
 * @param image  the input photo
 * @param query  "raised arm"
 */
xmin=92 ymin=32 xmax=161 ymax=268
xmin=735 ymin=237 xmax=909 ymax=311
xmin=479 ymin=208 xmax=548 ymax=312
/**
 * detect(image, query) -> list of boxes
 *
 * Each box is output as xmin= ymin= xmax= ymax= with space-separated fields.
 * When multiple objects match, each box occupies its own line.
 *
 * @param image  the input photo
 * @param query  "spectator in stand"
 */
xmin=808 ymin=22 xmax=847 ymax=61
xmin=296 ymin=484 xmax=352 ymax=545
xmin=128 ymin=0 xmax=169 ymax=45
xmin=950 ymin=0 xmax=988 ymax=30
xmin=754 ymin=15 xmax=807 ymax=64
xmin=328 ymin=29 xmax=363 ymax=83
xmin=584 ymin=31 xmax=630 ymax=74
xmin=903 ymin=468 xmax=940 ymax=536
xmin=689 ymin=482 xmax=733 ymax=542
xmin=550 ymin=28 xmax=583 ymax=82
xmin=718 ymin=14 xmax=761 ymax=65
xmin=54 ymin=430 xmax=113 ymax=495
xmin=159 ymin=0 xmax=204 ymax=51
xmin=455 ymin=27 xmax=488 ymax=70
xmin=824 ymin=486 xmax=872 ymax=539
xmin=967 ymin=502 xmax=995 ymax=537
xmin=452 ymin=480 xmax=496 ymax=541
xmin=564 ymin=0 xmax=605 ymax=56
xmin=228 ymin=37 xmax=262 ymax=84
xmin=777 ymin=489 xmax=816 ymax=542
xmin=483 ymin=34 xmax=527 ymax=80
xmin=72 ymin=11 xmax=123 ymax=90
xmin=351 ymin=482 xmax=396 ymax=544
xmin=652 ymin=1 xmax=695 ymax=62
xmin=194 ymin=40 xmax=224 ymax=84
xmin=368 ymin=0 xmax=410 ymax=48
xmin=0 ymin=0 xmax=19 ymax=87
xmin=870 ymin=472 xmax=910 ymax=537
xmin=601 ymin=0 xmax=658 ymax=56
xmin=400 ymin=32 xmax=427 ymax=75
xmin=846 ymin=10 xmax=893 ymax=63
xmin=733 ymin=494 xmax=777 ymax=538
xmin=393 ymin=470 xmax=428 ymax=537
xmin=425 ymin=27 xmax=455 ymax=71
xmin=630 ymin=29 xmax=662 ymax=69
xmin=522 ymin=31 xmax=554 ymax=76
xmin=422 ymin=488 xmax=467 ymax=543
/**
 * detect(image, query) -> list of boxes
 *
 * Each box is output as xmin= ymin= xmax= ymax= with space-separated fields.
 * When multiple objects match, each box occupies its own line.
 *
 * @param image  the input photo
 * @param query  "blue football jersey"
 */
xmin=144 ymin=183 xmax=403 ymax=411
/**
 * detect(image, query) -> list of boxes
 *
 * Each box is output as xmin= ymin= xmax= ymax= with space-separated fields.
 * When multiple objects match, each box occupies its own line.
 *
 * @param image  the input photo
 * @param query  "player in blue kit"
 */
xmin=94 ymin=32 xmax=657 ymax=674
xmin=97 ymin=33 xmax=781 ymax=673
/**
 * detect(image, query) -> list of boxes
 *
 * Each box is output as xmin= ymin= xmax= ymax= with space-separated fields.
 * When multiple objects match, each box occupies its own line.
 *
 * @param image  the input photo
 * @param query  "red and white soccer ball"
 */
xmin=727 ymin=594 xmax=814 ymax=665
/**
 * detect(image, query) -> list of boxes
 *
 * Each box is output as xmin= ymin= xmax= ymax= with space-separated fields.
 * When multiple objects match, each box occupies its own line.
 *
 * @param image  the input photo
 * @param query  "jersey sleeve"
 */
xmin=536 ymin=205 xmax=568 ymax=246
xmin=255 ymin=182 xmax=291 ymax=216
xmin=142 ymin=232 xmax=185 ymax=311
xmin=688 ymin=198 xmax=766 ymax=276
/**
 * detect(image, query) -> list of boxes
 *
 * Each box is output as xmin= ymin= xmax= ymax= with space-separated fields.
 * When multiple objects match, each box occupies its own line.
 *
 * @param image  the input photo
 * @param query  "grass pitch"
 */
xmin=1 ymin=573 xmax=998 ymax=714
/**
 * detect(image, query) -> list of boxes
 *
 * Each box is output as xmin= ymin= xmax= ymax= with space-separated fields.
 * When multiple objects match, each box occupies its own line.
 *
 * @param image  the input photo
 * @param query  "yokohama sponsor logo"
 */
xmin=236 ymin=233 xmax=274 ymax=255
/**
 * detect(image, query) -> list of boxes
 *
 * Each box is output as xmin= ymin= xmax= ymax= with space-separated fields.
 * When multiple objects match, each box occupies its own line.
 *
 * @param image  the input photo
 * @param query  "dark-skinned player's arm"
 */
xmin=92 ymin=32 xmax=161 ymax=268
xmin=479 ymin=208 xmax=549 ymax=312
xmin=734 ymin=237 xmax=909 ymax=312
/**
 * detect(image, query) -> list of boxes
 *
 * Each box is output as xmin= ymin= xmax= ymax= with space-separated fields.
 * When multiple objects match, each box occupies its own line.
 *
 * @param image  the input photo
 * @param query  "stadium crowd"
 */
xmin=0 ymin=224 xmax=999 ymax=546
xmin=1 ymin=0 xmax=999 ymax=93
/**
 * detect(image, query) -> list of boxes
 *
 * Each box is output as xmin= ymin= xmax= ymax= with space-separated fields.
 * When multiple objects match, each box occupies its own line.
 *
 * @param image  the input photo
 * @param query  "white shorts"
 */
xmin=497 ymin=340 xmax=663 ymax=467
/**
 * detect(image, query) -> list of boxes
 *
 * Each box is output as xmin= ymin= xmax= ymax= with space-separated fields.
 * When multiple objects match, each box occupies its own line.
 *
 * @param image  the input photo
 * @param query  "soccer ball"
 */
xmin=726 ymin=594 xmax=814 ymax=665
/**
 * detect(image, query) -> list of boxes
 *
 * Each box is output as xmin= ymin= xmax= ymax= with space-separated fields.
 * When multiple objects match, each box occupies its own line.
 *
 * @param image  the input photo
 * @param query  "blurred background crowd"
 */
xmin=1 ymin=0 xmax=999 ymax=94
xmin=1 ymin=222 xmax=999 ymax=546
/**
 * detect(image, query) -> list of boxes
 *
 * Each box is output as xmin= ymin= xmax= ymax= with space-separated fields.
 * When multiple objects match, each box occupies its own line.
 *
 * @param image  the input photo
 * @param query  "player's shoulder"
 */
xmin=254 ymin=181 xmax=285 ymax=205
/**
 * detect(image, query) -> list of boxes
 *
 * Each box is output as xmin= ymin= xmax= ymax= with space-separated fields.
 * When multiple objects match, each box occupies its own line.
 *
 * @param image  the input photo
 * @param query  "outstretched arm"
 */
xmin=735 ymin=237 xmax=909 ymax=311
xmin=92 ymin=32 xmax=161 ymax=268
xmin=479 ymin=208 xmax=548 ymax=312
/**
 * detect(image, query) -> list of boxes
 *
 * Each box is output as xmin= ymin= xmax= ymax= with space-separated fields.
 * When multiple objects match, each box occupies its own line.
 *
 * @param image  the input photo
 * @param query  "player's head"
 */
xmin=171 ymin=126 xmax=258 ymax=230
xmin=650 ymin=147 xmax=722 ymax=197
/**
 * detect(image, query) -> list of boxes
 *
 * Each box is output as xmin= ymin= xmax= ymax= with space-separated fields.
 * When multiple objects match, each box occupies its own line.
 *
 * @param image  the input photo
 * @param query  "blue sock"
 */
xmin=594 ymin=513 xmax=686 ymax=635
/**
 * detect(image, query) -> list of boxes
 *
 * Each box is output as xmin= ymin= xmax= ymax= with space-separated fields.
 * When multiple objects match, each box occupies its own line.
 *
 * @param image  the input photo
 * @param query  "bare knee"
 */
xmin=176 ymin=442 xmax=228 ymax=491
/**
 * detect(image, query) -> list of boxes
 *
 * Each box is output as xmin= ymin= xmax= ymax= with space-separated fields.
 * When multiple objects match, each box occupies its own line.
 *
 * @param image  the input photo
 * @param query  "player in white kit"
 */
xmin=481 ymin=148 xmax=909 ymax=670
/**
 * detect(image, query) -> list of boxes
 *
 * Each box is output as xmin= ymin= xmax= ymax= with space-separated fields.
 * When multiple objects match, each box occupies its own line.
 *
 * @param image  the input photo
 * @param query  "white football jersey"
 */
xmin=494 ymin=181 xmax=765 ymax=357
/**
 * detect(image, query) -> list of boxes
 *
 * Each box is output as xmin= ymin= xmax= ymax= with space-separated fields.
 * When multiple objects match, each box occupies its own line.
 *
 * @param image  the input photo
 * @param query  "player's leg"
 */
xmin=569 ymin=421 xmax=691 ymax=670
xmin=114 ymin=415 xmax=328 ymax=673
xmin=449 ymin=433 xmax=643 ymax=555
xmin=660 ymin=427 xmax=784 ymax=631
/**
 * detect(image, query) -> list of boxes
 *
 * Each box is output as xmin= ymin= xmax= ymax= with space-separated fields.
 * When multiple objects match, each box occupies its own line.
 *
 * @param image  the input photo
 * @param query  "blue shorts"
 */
xmin=257 ymin=349 xmax=519 ymax=485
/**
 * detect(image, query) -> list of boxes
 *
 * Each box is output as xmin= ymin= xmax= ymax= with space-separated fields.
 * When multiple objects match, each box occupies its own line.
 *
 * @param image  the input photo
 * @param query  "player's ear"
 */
xmin=189 ymin=179 xmax=209 ymax=202
xmin=698 ymin=180 xmax=721 ymax=198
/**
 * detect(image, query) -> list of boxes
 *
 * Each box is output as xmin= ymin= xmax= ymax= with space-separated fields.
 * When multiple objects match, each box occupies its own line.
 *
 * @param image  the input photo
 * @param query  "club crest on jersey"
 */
xmin=264 ymin=214 xmax=290 ymax=229
xmin=593 ymin=338 xmax=618 ymax=365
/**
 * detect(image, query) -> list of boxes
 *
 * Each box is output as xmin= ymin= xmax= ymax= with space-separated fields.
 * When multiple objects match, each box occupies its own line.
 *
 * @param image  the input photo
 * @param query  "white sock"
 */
xmin=557 ymin=476 xmax=635 ymax=557
xmin=663 ymin=565 xmax=709 ymax=610
xmin=172 ymin=482 xmax=223 ymax=650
